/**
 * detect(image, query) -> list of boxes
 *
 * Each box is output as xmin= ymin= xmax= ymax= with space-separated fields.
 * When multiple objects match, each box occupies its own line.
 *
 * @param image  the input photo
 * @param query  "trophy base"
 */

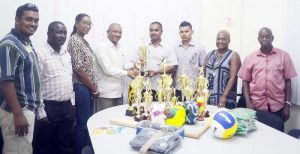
xmin=134 ymin=115 xmax=143 ymax=122
xmin=142 ymin=112 xmax=151 ymax=120
xmin=204 ymin=111 xmax=210 ymax=117
xmin=125 ymin=109 xmax=135 ymax=116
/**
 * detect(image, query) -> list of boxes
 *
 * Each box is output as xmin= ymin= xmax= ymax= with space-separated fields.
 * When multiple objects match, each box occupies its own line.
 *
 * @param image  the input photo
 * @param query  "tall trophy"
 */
xmin=186 ymin=79 xmax=195 ymax=101
xmin=156 ymin=58 xmax=173 ymax=106
xmin=196 ymin=67 xmax=210 ymax=120
xmin=138 ymin=42 xmax=149 ymax=75
xmin=132 ymin=75 xmax=144 ymax=121
xmin=177 ymin=65 xmax=189 ymax=102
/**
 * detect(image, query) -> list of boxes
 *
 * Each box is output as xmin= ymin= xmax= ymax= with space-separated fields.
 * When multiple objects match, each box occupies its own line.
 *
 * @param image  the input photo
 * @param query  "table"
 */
xmin=87 ymin=104 xmax=300 ymax=154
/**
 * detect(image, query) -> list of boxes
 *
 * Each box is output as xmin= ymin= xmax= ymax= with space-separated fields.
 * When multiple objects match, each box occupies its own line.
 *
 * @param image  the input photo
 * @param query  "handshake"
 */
xmin=127 ymin=69 xmax=157 ymax=78
xmin=127 ymin=68 xmax=139 ymax=78
xmin=127 ymin=60 xmax=157 ymax=78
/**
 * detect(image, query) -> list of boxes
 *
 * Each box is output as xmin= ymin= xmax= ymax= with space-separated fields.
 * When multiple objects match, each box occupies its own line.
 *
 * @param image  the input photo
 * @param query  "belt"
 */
xmin=43 ymin=100 xmax=71 ymax=103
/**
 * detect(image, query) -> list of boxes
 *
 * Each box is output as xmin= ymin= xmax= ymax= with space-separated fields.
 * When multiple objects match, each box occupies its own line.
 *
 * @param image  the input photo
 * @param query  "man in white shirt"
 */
xmin=94 ymin=23 xmax=138 ymax=111
xmin=33 ymin=21 xmax=74 ymax=154
xmin=144 ymin=22 xmax=178 ymax=100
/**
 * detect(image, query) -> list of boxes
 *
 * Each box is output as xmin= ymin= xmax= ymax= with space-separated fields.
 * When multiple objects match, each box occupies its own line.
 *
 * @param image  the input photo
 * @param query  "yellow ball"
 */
xmin=166 ymin=105 xmax=186 ymax=127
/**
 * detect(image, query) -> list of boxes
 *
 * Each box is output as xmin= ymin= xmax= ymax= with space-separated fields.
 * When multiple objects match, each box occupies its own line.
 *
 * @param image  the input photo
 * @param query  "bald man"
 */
xmin=238 ymin=27 xmax=297 ymax=131
xmin=94 ymin=23 xmax=138 ymax=111
xmin=204 ymin=30 xmax=241 ymax=109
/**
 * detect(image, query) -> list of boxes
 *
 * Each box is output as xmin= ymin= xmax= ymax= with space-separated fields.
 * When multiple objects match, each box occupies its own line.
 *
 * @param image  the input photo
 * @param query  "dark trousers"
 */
xmin=0 ymin=129 xmax=3 ymax=154
xmin=256 ymin=107 xmax=284 ymax=132
xmin=74 ymin=83 xmax=94 ymax=154
xmin=33 ymin=100 xmax=74 ymax=154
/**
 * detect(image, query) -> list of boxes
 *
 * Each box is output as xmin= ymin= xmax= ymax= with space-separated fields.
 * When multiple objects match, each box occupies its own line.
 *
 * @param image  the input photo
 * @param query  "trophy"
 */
xmin=156 ymin=79 xmax=164 ymax=103
xmin=127 ymin=59 xmax=145 ymax=121
xmin=142 ymin=78 xmax=152 ymax=120
xmin=177 ymin=65 xmax=189 ymax=102
xmin=196 ymin=67 xmax=206 ymax=96
xmin=171 ymin=88 xmax=178 ymax=106
xmin=196 ymin=67 xmax=210 ymax=120
xmin=132 ymin=75 xmax=144 ymax=121
xmin=138 ymin=42 xmax=149 ymax=75
xmin=186 ymin=79 xmax=195 ymax=101
xmin=126 ymin=84 xmax=136 ymax=116
xmin=156 ymin=58 xmax=173 ymax=105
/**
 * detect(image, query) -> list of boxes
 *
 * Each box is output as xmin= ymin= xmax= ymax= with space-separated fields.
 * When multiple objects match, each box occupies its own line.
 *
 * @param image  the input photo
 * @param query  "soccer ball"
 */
xmin=210 ymin=109 xmax=238 ymax=139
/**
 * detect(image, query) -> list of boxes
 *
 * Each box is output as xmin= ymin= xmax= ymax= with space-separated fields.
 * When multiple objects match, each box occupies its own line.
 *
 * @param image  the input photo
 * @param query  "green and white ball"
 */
xmin=210 ymin=109 xmax=238 ymax=139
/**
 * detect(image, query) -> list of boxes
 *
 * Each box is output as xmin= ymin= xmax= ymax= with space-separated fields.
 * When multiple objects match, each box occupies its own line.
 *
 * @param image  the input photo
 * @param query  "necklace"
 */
xmin=212 ymin=50 xmax=226 ymax=77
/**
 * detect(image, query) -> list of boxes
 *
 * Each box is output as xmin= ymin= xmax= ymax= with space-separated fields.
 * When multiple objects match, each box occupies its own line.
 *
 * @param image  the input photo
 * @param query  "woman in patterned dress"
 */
xmin=204 ymin=30 xmax=241 ymax=109
xmin=67 ymin=13 xmax=98 ymax=154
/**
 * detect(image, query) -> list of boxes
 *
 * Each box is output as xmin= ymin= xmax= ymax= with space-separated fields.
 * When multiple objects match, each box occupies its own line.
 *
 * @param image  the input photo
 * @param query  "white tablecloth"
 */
xmin=87 ymin=104 xmax=300 ymax=154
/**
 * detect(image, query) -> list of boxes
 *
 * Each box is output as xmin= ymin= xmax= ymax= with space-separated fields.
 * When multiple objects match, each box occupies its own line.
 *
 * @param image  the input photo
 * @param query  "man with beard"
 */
xmin=0 ymin=3 xmax=41 ymax=154
xmin=33 ymin=21 xmax=74 ymax=154
xmin=238 ymin=27 xmax=297 ymax=131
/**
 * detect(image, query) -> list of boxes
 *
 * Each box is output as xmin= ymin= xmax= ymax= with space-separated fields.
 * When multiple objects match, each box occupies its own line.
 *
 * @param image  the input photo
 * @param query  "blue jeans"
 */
xmin=73 ymin=83 xmax=94 ymax=154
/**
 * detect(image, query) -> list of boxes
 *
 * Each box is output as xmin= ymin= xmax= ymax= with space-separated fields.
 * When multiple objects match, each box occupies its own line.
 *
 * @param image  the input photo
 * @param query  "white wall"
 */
xmin=1 ymin=0 xmax=299 ymax=131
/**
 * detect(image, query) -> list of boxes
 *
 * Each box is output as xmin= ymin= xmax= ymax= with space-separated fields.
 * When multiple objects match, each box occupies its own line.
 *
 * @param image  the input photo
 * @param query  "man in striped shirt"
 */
xmin=0 ymin=3 xmax=41 ymax=154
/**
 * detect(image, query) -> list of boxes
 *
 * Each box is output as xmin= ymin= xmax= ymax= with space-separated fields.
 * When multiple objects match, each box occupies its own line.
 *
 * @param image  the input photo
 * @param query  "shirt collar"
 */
xmin=46 ymin=43 xmax=66 ymax=55
xmin=257 ymin=47 xmax=278 ymax=56
xmin=106 ymin=38 xmax=120 ymax=48
xmin=178 ymin=40 xmax=196 ymax=47
xmin=149 ymin=40 xmax=164 ymax=47
xmin=10 ymin=28 xmax=32 ymax=45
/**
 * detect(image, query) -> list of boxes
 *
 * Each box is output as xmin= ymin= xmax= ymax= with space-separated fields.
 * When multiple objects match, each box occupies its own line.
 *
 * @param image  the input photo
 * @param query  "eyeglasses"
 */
xmin=80 ymin=21 xmax=93 ymax=27
xmin=258 ymin=35 xmax=273 ymax=39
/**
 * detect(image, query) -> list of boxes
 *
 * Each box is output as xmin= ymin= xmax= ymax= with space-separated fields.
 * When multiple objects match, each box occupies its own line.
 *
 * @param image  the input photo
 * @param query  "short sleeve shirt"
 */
xmin=145 ymin=42 xmax=178 ymax=90
xmin=174 ymin=41 xmax=206 ymax=90
xmin=238 ymin=48 xmax=297 ymax=112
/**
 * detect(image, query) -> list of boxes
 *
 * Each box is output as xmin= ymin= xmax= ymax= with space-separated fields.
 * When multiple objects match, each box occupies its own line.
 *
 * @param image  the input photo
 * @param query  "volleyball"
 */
xmin=210 ymin=109 xmax=238 ymax=139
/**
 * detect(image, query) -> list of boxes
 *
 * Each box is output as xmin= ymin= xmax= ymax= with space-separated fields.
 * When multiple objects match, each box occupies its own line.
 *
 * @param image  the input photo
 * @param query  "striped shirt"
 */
xmin=0 ymin=29 xmax=41 ymax=112
xmin=37 ymin=43 xmax=73 ymax=101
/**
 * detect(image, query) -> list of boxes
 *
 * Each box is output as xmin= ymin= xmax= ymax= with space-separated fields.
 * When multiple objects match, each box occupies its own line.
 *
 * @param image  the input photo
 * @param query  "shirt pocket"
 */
xmin=44 ymin=58 xmax=62 ymax=75
xmin=271 ymin=62 xmax=284 ymax=83
xmin=189 ymin=52 xmax=199 ymax=68
xmin=61 ymin=57 xmax=73 ymax=75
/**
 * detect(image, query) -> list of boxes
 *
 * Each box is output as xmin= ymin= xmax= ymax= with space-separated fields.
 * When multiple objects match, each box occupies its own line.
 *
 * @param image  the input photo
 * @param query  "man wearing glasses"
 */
xmin=0 ymin=3 xmax=41 ymax=154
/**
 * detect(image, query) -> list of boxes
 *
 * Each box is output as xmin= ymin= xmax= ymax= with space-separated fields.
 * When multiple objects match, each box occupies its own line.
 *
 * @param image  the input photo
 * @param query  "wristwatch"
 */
xmin=286 ymin=101 xmax=292 ymax=106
